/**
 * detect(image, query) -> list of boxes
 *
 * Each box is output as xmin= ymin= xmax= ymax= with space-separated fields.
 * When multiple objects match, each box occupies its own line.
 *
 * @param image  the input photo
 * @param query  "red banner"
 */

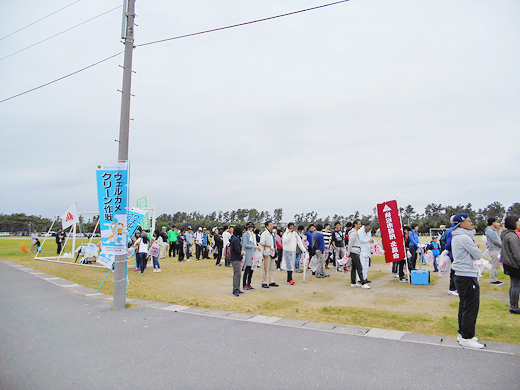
xmin=377 ymin=200 xmax=406 ymax=263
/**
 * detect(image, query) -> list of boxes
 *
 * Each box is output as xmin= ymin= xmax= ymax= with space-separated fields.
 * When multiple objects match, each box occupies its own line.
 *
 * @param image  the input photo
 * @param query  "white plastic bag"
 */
xmin=424 ymin=251 xmax=434 ymax=267
xmin=301 ymin=252 xmax=310 ymax=268
xmin=370 ymin=243 xmax=385 ymax=256
xmin=438 ymin=250 xmax=451 ymax=276
xmin=252 ymin=250 xmax=263 ymax=268
xmin=309 ymin=255 xmax=318 ymax=272
xmin=476 ymin=259 xmax=491 ymax=277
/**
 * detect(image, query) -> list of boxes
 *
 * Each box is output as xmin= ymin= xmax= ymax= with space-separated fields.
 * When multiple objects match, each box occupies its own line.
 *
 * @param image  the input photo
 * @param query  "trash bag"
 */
xmin=309 ymin=255 xmax=318 ymax=272
xmin=252 ymin=249 xmax=263 ymax=268
xmin=370 ymin=243 xmax=385 ymax=256
xmin=438 ymin=250 xmax=451 ymax=276
xmin=476 ymin=259 xmax=491 ymax=277
xmin=424 ymin=251 xmax=434 ymax=267
xmin=301 ymin=252 xmax=310 ymax=268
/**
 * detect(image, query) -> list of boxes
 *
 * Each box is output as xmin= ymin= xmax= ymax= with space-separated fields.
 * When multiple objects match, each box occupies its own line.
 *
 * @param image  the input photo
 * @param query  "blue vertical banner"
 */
xmin=96 ymin=162 xmax=129 ymax=255
xmin=127 ymin=207 xmax=147 ymax=238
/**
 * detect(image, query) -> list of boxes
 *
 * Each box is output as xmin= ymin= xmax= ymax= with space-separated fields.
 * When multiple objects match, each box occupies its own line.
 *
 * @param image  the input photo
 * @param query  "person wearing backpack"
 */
xmin=305 ymin=224 xmax=317 ymax=258
xmin=500 ymin=215 xmax=520 ymax=315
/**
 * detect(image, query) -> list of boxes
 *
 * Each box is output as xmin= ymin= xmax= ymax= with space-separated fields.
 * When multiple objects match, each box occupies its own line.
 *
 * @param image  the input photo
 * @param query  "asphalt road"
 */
xmin=0 ymin=262 xmax=518 ymax=390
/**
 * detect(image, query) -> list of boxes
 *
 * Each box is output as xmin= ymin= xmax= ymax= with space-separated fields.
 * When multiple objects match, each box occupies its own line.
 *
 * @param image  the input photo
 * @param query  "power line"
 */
xmin=0 ymin=0 xmax=350 ymax=104
xmin=0 ymin=5 xmax=122 ymax=62
xmin=0 ymin=51 xmax=123 ymax=104
xmin=0 ymin=0 xmax=82 ymax=41
xmin=136 ymin=0 xmax=350 ymax=48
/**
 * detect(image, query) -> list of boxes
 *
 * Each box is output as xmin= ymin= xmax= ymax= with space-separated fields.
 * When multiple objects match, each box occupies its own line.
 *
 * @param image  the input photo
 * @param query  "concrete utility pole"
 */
xmin=114 ymin=0 xmax=136 ymax=310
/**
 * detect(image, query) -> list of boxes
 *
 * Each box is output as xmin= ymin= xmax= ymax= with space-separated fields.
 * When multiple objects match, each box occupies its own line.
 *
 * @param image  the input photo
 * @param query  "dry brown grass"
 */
xmin=2 ymin=236 xmax=518 ymax=344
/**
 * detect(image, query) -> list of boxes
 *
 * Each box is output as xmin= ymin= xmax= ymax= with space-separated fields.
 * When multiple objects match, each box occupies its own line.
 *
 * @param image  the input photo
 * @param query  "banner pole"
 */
xmin=396 ymin=202 xmax=410 ymax=282
xmin=95 ymin=265 xmax=113 ymax=293
xmin=35 ymin=219 xmax=56 ymax=259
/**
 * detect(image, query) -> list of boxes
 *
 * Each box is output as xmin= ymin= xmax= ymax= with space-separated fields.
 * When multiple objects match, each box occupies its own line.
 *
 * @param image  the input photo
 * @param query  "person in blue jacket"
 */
xmin=313 ymin=224 xmax=328 ymax=278
xmin=408 ymin=224 xmax=421 ymax=270
xmin=445 ymin=216 xmax=459 ymax=296
xmin=428 ymin=236 xmax=441 ymax=272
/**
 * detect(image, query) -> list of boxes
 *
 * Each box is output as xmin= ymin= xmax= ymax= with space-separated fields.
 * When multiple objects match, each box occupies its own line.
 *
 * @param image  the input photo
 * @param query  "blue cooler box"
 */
xmin=411 ymin=270 xmax=430 ymax=285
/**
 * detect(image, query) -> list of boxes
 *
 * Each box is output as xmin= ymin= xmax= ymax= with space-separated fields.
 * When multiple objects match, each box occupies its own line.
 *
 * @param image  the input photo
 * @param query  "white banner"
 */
xmin=62 ymin=203 xmax=79 ymax=230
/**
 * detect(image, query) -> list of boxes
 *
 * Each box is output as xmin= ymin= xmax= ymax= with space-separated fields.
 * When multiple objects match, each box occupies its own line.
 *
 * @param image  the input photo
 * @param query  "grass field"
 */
xmin=2 ymin=236 xmax=518 ymax=344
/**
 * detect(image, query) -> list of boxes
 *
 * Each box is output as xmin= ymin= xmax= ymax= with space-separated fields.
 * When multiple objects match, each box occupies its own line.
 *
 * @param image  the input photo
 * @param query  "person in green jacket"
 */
xmin=167 ymin=225 xmax=179 ymax=258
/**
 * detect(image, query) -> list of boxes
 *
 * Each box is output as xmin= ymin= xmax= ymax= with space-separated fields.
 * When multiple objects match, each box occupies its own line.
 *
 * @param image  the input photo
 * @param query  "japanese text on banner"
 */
xmin=96 ymin=163 xmax=129 ymax=255
xmin=377 ymin=200 xmax=406 ymax=263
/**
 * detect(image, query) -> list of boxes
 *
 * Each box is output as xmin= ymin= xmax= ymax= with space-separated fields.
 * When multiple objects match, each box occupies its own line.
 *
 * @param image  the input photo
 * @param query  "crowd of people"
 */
xmin=125 ymin=213 xmax=520 ymax=350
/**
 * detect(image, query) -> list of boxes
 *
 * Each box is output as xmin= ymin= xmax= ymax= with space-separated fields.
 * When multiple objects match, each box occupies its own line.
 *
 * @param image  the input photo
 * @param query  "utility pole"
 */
xmin=114 ymin=0 xmax=135 ymax=310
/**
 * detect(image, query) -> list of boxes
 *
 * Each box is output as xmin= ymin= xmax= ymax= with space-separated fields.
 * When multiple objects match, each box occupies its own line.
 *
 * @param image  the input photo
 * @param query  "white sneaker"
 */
xmin=361 ymin=284 xmax=371 ymax=289
xmin=156 ymin=269 xmax=161 ymax=273
xmin=448 ymin=290 xmax=459 ymax=296
xmin=458 ymin=337 xmax=485 ymax=349
xmin=392 ymin=274 xmax=399 ymax=278
xmin=351 ymin=283 xmax=361 ymax=288
xmin=457 ymin=333 xmax=479 ymax=342
xmin=153 ymin=269 xmax=157 ymax=273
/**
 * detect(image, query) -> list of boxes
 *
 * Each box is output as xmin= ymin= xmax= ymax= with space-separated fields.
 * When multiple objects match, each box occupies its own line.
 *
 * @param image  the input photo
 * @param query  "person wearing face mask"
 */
xmin=451 ymin=213 xmax=485 ymax=349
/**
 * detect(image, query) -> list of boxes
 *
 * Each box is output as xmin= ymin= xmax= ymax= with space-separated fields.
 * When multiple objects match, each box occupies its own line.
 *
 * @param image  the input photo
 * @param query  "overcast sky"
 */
xmin=1 ymin=0 xmax=519 ymax=220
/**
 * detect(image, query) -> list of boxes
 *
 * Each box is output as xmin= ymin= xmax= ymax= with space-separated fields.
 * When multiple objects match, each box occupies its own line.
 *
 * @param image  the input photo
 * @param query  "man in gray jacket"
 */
xmin=451 ymin=213 xmax=485 ymax=349
xmin=485 ymin=217 xmax=504 ymax=286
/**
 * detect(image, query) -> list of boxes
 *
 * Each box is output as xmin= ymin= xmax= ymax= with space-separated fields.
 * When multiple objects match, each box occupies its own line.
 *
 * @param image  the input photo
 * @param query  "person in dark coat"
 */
xmin=501 ymin=215 xmax=520 ymax=315
xmin=230 ymin=225 xmax=245 ymax=296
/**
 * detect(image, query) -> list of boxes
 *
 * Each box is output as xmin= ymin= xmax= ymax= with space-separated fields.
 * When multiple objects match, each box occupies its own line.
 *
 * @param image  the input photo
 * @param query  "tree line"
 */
xmin=1 ymin=202 xmax=518 ymax=235
xmin=155 ymin=202 xmax=520 ymax=234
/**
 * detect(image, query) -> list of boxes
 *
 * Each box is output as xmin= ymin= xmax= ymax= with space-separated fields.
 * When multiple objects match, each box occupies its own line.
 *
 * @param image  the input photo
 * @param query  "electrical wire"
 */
xmin=0 ymin=0 xmax=82 ymax=41
xmin=0 ymin=51 xmax=123 ymax=104
xmin=0 ymin=5 xmax=122 ymax=61
xmin=136 ymin=0 xmax=350 ymax=48
xmin=0 ymin=0 xmax=350 ymax=104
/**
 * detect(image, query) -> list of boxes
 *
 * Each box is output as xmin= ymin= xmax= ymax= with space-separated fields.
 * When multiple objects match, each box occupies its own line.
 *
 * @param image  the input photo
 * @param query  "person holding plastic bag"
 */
xmin=259 ymin=221 xmax=278 ymax=288
xmin=451 ymin=213 xmax=485 ymax=349
xmin=313 ymin=224 xmax=329 ymax=278
xmin=427 ymin=236 xmax=441 ymax=272
xmin=348 ymin=220 xmax=369 ymax=289
xmin=500 ymin=215 xmax=520 ymax=315
xmin=485 ymin=217 xmax=504 ymax=286
xmin=281 ymin=223 xmax=308 ymax=285
xmin=242 ymin=222 xmax=261 ymax=290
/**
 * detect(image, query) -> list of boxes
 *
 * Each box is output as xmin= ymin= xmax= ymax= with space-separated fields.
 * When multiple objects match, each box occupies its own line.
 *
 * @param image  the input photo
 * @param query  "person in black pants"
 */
xmin=177 ymin=230 xmax=185 ymax=262
xmin=213 ymin=228 xmax=223 ymax=266
xmin=451 ymin=213 xmax=485 ymax=349
xmin=230 ymin=225 xmax=245 ymax=297
xmin=396 ymin=226 xmax=411 ymax=282
xmin=56 ymin=228 xmax=65 ymax=255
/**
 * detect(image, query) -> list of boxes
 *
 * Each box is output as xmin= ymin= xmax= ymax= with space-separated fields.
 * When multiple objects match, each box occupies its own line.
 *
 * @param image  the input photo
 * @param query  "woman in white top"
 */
xmin=282 ymin=223 xmax=307 ymax=285
xmin=134 ymin=231 xmax=149 ymax=274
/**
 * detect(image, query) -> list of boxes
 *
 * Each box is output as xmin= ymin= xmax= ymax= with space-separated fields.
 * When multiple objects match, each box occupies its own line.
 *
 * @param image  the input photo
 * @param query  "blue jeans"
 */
xmin=295 ymin=253 xmax=301 ymax=270
xmin=152 ymin=256 xmax=160 ymax=269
